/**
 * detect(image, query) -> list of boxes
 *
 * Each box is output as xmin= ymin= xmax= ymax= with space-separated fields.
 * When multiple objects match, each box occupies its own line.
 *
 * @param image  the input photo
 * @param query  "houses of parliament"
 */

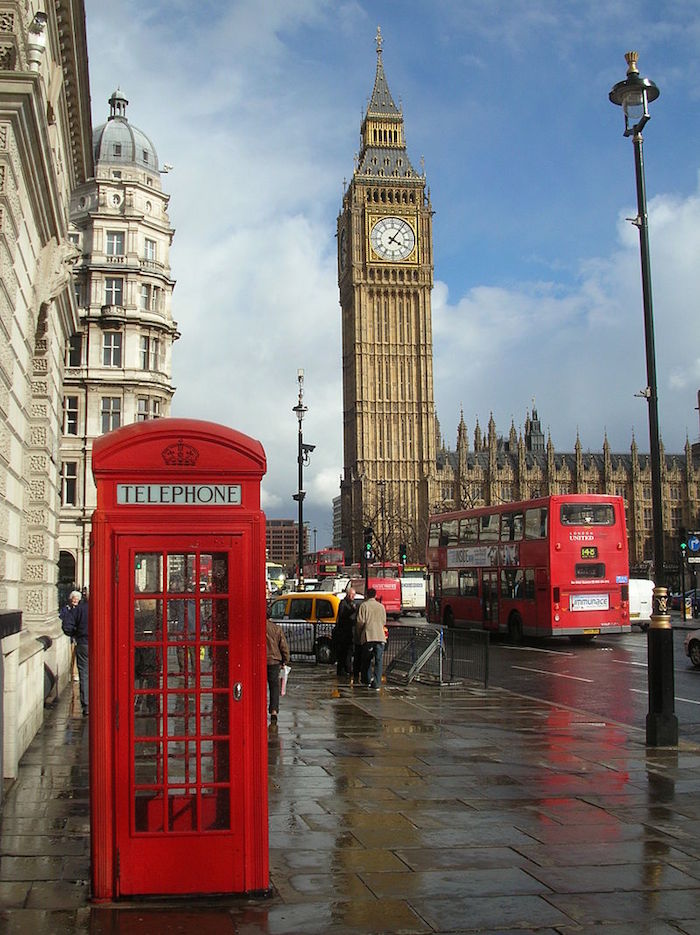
xmin=338 ymin=30 xmax=699 ymax=575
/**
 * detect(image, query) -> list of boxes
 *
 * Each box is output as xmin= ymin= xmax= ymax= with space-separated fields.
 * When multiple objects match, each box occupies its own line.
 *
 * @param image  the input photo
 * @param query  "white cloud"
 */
xmin=433 ymin=181 xmax=700 ymax=452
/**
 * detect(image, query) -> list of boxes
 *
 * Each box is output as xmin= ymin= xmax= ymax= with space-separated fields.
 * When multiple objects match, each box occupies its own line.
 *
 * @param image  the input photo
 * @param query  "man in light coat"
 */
xmin=356 ymin=587 xmax=387 ymax=690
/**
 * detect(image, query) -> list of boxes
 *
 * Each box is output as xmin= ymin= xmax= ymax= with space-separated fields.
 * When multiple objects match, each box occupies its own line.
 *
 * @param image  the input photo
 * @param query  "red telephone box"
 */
xmin=89 ymin=419 xmax=268 ymax=900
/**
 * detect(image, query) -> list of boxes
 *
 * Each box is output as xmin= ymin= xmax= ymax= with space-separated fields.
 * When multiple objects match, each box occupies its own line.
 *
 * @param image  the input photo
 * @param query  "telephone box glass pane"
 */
xmin=167 ymin=790 xmax=197 ymax=832
xmin=166 ymin=598 xmax=196 ymax=640
xmin=135 ymin=553 xmax=162 ymax=593
xmin=135 ymin=741 xmax=162 ymax=784
xmin=167 ymin=554 xmax=196 ymax=592
xmin=200 ymin=740 xmax=229 ymax=783
xmin=167 ymin=741 xmax=197 ymax=784
xmin=201 ymin=788 xmax=231 ymax=830
xmin=204 ymin=553 xmax=228 ymax=593
xmin=200 ymin=645 xmax=229 ymax=689
xmin=134 ymin=599 xmax=162 ymax=641
xmin=134 ymin=646 xmax=162 ymax=690
xmin=135 ymin=791 xmax=164 ymax=832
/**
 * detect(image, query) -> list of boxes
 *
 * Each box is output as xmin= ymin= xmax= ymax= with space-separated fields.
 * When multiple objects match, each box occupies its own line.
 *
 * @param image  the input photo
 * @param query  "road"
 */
xmin=485 ymin=621 xmax=700 ymax=744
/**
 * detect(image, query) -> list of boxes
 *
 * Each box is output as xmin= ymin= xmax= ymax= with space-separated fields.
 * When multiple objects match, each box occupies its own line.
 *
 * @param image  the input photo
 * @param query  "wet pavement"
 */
xmin=2 ymin=667 xmax=700 ymax=933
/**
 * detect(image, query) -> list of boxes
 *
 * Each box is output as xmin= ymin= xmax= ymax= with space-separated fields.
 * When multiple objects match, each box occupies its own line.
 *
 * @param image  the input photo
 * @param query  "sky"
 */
xmin=83 ymin=0 xmax=700 ymax=547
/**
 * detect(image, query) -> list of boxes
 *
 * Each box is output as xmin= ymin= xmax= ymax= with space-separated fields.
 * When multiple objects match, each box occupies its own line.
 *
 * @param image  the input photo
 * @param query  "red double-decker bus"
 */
xmin=302 ymin=548 xmax=345 ymax=580
xmin=426 ymin=495 xmax=630 ymax=640
xmin=348 ymin=561 xmax=403 ymax=618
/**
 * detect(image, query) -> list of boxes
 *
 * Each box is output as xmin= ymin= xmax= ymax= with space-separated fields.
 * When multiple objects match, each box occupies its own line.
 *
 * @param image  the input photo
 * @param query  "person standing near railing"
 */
xmin=333 ymin=585 xmax=356 ymax=678
xmin=356 ymin=588 xmax=387 ymax=691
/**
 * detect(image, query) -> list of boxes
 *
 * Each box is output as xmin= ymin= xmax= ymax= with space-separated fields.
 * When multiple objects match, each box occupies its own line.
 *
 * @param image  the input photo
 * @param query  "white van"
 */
xmin=629 ymin=578 xmax=654 ymax=630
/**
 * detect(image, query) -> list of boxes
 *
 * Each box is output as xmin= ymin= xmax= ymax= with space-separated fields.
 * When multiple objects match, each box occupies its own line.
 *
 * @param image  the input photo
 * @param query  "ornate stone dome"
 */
xmin=92 ymin=89 xmax=159 ymax=172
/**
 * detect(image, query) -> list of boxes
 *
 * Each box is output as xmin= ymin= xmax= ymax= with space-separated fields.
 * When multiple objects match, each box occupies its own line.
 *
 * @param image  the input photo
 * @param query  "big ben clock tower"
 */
xmin=338 ymin=28 xmax=437 ymax=563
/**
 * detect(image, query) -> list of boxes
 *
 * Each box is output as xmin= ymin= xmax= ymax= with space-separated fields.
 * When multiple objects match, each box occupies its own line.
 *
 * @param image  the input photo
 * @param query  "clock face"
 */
xmin=370 ymin=216 xmax=415 ymax=261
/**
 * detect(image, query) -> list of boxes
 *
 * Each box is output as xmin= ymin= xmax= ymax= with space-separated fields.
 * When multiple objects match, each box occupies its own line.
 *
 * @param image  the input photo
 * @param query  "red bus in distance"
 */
xmin=426 ymin=495 xmax=630 ymax=640
xmin=303 ymin=548 xmax=345 ymax=580
xmin=348 ymin=561 xmax=402 ymax=618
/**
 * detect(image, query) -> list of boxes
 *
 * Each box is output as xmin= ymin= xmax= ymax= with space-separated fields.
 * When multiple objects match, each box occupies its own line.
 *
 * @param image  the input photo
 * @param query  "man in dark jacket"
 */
xmin=333 ymin=586 xmax=356 ymax=678
xmin=60 ymin=590 xmax=89 ymax=716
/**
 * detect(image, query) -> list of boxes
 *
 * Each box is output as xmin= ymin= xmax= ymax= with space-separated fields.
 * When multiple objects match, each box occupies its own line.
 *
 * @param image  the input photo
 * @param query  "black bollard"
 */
xmin=646 ymin=586 xmax=678 ymax=747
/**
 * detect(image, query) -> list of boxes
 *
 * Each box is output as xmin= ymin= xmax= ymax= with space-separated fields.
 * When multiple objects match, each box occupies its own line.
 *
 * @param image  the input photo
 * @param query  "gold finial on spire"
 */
xmin=624 ymin=51 xmax=639 ymax=75
xmin=376 ymin=25 xmax=383 ymax=56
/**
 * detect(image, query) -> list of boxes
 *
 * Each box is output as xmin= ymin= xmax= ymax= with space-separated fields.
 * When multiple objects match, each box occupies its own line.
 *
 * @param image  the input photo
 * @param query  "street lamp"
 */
xmin=609 ymin=52 xmax=677 ymax=747
xmin=292 ymin=369 xmax=314 ymax=591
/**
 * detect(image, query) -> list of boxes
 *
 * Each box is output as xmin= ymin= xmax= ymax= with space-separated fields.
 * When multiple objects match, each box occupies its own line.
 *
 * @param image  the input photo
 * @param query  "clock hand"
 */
xmin=388 ymin=234 xmax=400 ymax=245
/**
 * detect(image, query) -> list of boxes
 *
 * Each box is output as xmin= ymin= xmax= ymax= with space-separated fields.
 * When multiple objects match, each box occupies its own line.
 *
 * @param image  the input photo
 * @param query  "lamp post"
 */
xmin=292 ymin=370 xmax=314 ymax=591
xmin=609 ymin=52 xmax=677 ymax=747
xmin=378 ymin=480 xmax=386 ymax=560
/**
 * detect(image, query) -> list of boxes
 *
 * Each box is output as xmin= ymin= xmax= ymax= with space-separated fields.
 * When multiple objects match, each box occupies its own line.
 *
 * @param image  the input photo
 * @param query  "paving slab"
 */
xmin=1 ymin=668 xmax=700 ymax=933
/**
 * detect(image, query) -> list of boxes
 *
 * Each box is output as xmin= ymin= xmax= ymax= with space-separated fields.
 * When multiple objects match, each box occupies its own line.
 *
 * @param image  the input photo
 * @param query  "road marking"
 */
xmin=631 ymin=688 xmax=700 ymax=705
xmin=511 ymin=665 xmax=593 ymax=682
xmin=613 ymin=659 xmax=647 ymax=667
xmin=501 ymin=646 xmax=574 ymax=656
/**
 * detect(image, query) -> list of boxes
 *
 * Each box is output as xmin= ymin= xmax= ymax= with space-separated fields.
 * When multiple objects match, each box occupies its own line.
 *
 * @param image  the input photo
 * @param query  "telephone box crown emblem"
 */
xmin=162 ymin=439 xmax=200 ymax=466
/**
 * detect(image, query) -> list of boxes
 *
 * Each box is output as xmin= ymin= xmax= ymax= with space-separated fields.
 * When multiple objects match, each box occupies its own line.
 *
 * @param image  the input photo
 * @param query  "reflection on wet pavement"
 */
xmin=2 ymin=670 xmax=700 ymax=932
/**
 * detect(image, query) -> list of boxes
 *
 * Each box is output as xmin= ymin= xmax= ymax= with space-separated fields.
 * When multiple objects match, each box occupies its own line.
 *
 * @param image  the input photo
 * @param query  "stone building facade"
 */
xmin=0 ymin=0 xmax=92 ymax=780
xmin=434 ymin=406 xmax=700 ymax=581
xmin=58 ymin=89 xmax=178 ymax=594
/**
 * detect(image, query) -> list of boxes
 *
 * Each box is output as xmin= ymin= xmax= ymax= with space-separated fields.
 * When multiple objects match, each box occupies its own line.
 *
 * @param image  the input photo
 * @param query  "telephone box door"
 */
xmin=115 ymin=533 xmax=251 ymax=896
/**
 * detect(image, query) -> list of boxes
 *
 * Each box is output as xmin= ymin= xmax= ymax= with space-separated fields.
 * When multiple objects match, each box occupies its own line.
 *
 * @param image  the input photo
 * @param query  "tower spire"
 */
xmin=357 ymin=28 xmax=417 ymax=176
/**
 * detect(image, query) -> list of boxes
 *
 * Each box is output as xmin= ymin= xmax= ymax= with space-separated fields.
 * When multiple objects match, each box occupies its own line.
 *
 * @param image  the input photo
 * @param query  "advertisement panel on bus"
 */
xmin=349 ymin=572 xmax=402 ymax=617
xmin=426 ymin=495 xmax=630 ymax=640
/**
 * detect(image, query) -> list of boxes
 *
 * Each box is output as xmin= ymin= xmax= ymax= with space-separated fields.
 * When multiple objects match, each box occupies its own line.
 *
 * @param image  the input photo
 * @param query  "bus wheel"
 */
xmin=508 ymin=614 xmax=523 ymax=644
xmin=443 ymin=608 xmax=455 ymax=629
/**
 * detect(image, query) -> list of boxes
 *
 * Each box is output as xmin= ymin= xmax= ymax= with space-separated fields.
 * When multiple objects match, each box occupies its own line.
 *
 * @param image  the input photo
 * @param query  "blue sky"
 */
xmin=84 ymin=1 xmax=700 ymax=546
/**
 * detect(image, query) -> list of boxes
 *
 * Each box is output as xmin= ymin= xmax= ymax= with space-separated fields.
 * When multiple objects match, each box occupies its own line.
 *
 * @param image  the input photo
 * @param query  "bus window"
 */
xmin=560 ymin=503 xmax=615 ymax=526
xmin=441 ymin=570 xmax=459 ymax=595
xmin=442 ymin=519 xmax=459 ymax=545
xmin=459 ymin=569 xmax=479 ymax=596
xmin=501 ymin=568 xmax=520 ymax=598
xmin=501 ymin=568 xmax=536 ymax=599
xmin=525 ymin=507 xmax=548 ymax=539
xmin=479 ymin=514 xmax=499 ymax=542
xmin=428 ymin=523 xmax=441 ymax=547
xmin=524 ymin=568 xmax=535 ymax=599
xmin=501 ymin=512 xmax=524 ymax=542
xmin=459 ymin=517 xmax=478 ymax=542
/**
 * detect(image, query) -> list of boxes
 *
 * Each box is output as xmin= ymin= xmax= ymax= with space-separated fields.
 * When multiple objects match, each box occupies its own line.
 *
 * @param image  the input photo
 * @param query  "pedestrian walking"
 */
xmin=356 ymin=587 xmax=387 ymax=690
xmin=332 ymin=586 xmax=356 ymax=677
xmin=60 ymin=589 xmax=89 ymax=716
xmin=266 ymin=617 xmax=290 ymax=724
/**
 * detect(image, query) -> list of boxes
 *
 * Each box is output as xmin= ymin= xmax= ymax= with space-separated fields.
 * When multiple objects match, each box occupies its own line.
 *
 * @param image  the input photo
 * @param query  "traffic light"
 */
xmin=680 ymin=526 xmax=688 ymax=556
xmin=363 ymin=526 xmax=373 ymax=561
xmin=399 ymin=543 xmax=407 ymax=564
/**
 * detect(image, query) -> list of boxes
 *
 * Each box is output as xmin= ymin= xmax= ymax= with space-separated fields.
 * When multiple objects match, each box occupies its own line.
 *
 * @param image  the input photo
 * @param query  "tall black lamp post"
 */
xmin=609 ymin=51 xmax=678 ymax=746
xmin=292 ymin=369 xmax=314 ymax=591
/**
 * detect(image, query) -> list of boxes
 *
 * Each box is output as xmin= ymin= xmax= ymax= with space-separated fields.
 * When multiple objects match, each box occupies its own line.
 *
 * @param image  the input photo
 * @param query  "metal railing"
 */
xmin=385 ymin=624 xmax=489 ymax=688
xmin=276 ymin=619 xmax=490 ymax=686
xmin=278 ymin=620 xmax=334 ymax=664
